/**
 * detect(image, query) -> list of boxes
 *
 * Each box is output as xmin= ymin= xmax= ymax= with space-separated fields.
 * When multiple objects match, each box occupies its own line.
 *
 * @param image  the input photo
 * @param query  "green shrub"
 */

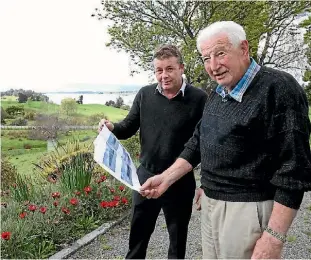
xmin=86 ymin=113 xmax=107 ymax=125
xmin=10 ymin=174 xmax=35 ymax=202
xmin=10 ymin=117 xmax=27 ymax=126
xmin=1 ymin=156 xmax=18 ymax=191
xmin=1 ymin=107 xmax=8 ymax=123
xmin=60 ymin=153 xmax=94 ymax=192
xmin=23 ymin=144 xmax=32 ymax=149
xmin=24 ymin=111 xmax=35 ymax=120
xmin=33 ymin=140 xmax=95 ymax=180
xmin=5 ymin=105 xmax=24 ymax=116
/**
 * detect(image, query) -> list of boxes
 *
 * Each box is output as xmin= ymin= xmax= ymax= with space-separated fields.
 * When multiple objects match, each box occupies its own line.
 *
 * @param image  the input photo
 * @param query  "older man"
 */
xmin=141 ymin=21 xmax=311 ymax=259
xmin=98 ymin=44 xmax=207 ymax=259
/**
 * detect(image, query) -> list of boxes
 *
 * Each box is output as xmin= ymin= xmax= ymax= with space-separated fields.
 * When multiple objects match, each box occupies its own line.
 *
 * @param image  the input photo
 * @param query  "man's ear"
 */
xmin=241 ymin=40 xmax=249 ymax=57
xmin=180 ymin=63 xmax=185 ymax=73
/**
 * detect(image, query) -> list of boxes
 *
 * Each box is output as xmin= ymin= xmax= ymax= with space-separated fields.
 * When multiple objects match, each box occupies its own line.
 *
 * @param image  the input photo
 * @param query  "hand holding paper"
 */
xmin=93 ymin=125 xmax=141 ymax=191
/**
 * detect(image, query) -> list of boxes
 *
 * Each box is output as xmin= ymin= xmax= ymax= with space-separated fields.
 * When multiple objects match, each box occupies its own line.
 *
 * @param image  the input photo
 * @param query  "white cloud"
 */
xmin=0 ymin=0 xmax=151 ymax=92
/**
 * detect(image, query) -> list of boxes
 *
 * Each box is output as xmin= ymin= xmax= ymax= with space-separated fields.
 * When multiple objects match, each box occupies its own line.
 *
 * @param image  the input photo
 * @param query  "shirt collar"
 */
xmin=156 ymin=79 xmax=187 ymax=97
xmin=215 ymin=58 xmax=261 ymax=102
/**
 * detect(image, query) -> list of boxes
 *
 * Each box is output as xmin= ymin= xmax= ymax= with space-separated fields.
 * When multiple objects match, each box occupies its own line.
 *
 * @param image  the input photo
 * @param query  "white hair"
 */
xmin=196 ymin=21 xmax=246 ymax=53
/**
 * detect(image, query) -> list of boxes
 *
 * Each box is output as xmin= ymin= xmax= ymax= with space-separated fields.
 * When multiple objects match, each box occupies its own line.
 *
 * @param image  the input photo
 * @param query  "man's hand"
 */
xmin=251 ymin=231 xmax=284 ymax=259
xmin=194 ymin=188 xmax=203 ymax=211
xmin=98 ymin=118 xmax=114 ymax=132
xmin=140 ymin=174 xmax=171 ymax=199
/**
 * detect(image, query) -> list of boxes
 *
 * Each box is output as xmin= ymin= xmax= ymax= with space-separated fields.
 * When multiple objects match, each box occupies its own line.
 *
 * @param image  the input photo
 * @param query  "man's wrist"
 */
xmin=264 ymin=226 xmax=287 ymax=244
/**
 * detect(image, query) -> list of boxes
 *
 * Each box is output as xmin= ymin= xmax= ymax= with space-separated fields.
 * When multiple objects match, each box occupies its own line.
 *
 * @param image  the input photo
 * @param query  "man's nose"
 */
xmin=162 ymin=70 xmax=169 ymax=78
xmin=210 ymin=56 xmax=220 ymax=71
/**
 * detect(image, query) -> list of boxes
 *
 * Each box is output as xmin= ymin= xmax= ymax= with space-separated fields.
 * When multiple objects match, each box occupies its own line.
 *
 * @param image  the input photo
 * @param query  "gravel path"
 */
xmin=69 ymin=192 xmax=311 ymax=259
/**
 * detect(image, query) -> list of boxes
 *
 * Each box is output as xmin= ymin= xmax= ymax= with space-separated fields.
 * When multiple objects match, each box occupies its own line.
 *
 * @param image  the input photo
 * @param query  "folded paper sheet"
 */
xmin=93 ymin=125 xmax=141 ymax=191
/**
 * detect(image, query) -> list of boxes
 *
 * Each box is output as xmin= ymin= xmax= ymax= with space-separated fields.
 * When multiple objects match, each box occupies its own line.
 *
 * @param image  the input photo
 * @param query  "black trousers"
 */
xmin=125 ymin=165 xmax=196 ymax=259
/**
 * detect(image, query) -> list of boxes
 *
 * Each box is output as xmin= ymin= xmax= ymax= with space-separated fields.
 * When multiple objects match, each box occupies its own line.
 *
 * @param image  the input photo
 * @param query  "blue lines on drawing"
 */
xmin=103 ymin=134 xmax=119 ymax=172
xmin=103 ymin=147 xmax=117 ymax=172
xmin=106 ymin=134 xmax=119 ymax=150
xmin=120 ymin=150 xmax=133 ymax=185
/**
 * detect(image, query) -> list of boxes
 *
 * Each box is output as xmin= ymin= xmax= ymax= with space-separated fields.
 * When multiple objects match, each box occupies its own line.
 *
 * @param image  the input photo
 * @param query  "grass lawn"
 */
xmin=76 ymin=104 xmax=128 ymax=122
xmin=1 ymin=100 xmax=59 ymax=114
xmin=1 ymin=135 xmax=47 ymax=151
xmin=8 ymin=151 xmax=46 ymax=177
xmin=1 ymin=96 xmax=17 ymax=101
xmin=1 ymin=97 xmax=128 ymax=122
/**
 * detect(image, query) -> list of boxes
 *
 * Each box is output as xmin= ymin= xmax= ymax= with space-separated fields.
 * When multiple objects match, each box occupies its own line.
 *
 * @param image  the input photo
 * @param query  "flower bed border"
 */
xmin=49 ymin=211 xmax=130 ymax=259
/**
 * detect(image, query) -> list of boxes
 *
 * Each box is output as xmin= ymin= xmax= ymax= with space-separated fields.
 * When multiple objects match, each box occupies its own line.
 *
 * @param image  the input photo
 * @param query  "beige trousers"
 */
xmin=201 ymin=192 xmax=274 ymax=259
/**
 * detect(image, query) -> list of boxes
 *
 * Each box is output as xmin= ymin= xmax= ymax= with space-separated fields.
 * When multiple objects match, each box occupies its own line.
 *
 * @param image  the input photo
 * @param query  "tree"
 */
xmin=115 ymin=96 xmax=124 ymax=108
xmin=105 ymin=100 xmax=116 ymax=107
xmin=77 ymin=95 xmax=83 ymax=104
xmin=18 ymin=92 xmax=28 ymax=103
xmin=29 ymin=114 xmax=68 ymax=140
xmin=60 ymin=98 xmax=78 ymax=116
xmin=93 ymin=1 xmax=310 ymax=90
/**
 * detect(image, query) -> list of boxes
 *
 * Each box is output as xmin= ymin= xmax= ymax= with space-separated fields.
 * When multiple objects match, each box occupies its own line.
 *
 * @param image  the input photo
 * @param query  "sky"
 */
xmin=0 ymin=0 xmax=151 ymax=92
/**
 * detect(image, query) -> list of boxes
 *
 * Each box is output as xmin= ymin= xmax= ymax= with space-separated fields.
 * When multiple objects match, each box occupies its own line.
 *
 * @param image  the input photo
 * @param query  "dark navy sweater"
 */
xmin=113 ymin=83 xmax=207 ymax=173
xmin=180 ymin=67 xmax=311 ymax=209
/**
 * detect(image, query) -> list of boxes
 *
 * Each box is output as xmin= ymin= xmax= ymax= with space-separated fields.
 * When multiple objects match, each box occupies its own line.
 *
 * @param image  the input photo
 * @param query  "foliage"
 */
xmin=33 ymin=140 xmax=95 ymax=180
xmin=60 ymin=98 xmax=78 ymax=116
xmin=115 ymin=96 xmax=124 ymax=108
xmin=24 ymin=111 xmax=35 ymax=120
xmin=93 ymin=1 xmax=310 ymax=89
xmin=105 ymin=96 xmax=125 ymax=108
xmin=5 ymin=105 xmax=24 ymax=116
xmin=76 ymin=95 xmax=83 ymax=105
xmin=10 ymin=174 xmax=35 ymax=202
xmin=59 ymin=152 xmax=94 ymax=193
xmin=29 ymin=114 xmax=68 ymax=140
xmin=121 ymin=104 xmax=131 ymax=111
xmin=1 ymin=107 xmax=8 ymax=123
xmin=18 ymin=93 xmax=28 ymax=103
xmin=1 ymin=88 xmax=49 ymax=102
xmin=301 ymin=15 xmax=311 ymax=104
xmin=1 ymin=175 xmax=130 ymax=259
xmin=1 ymin=156 xmax=18 ymax=191
xmin=10 ymin=117 xmax=27 ymax=126
xmin=86 ymin=112 xmax=108 ymax=125
xmin=105 ymin=100 xmax=116 ymax=106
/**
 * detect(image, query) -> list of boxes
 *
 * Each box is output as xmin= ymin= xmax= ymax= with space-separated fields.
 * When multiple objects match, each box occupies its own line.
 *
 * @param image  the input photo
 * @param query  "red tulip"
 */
xmin=19 ymin=212 xmax=27 ymax=219
xmin=1 ymin=232 xmax=11 ymax=240
xmin=61 ymin=207 xmax=70 ymax=215
xmin=100 ymin=175 xmax=107 ymax=181
xmin=108 ymin=200 xmax=118 ymax=207
xmin=28 ymin=204 xmax=37 ymax=211
xmin=99 ymin=201 xmax=108 ymax=208
xmin=51 ymin=192 xmax=60 ymax=199
xmin=84 ymin=186 xmax=92 ymax=194
xmin=69 ymin=198 xmax=78 ymax=206
xmin=53 ymin=201 xmax=59 ymax=207
xmin=74 ymin=191 xmax=81 ymax=196
xmin=114 ymin=196 xmax=120 ymax=201
xmin=121 ymin=197 xmax=128 ymax=204
xmin=40 ymin=207 xmax=47 ymax=214
xmin=119 ymin=185 xmax=125 ymax=191
xmin=109 ymin=188 xmax=115 ymax=193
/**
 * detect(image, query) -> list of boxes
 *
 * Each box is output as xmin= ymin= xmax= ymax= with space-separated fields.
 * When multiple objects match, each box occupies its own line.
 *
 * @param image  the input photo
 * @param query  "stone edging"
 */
xmin=48 ymin=211 xmax=130 ymax=260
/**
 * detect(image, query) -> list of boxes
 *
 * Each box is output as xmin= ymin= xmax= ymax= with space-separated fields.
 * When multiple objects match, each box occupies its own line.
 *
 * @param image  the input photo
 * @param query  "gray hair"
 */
xmin=196 ymin=21 xmax=246 ymax=53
